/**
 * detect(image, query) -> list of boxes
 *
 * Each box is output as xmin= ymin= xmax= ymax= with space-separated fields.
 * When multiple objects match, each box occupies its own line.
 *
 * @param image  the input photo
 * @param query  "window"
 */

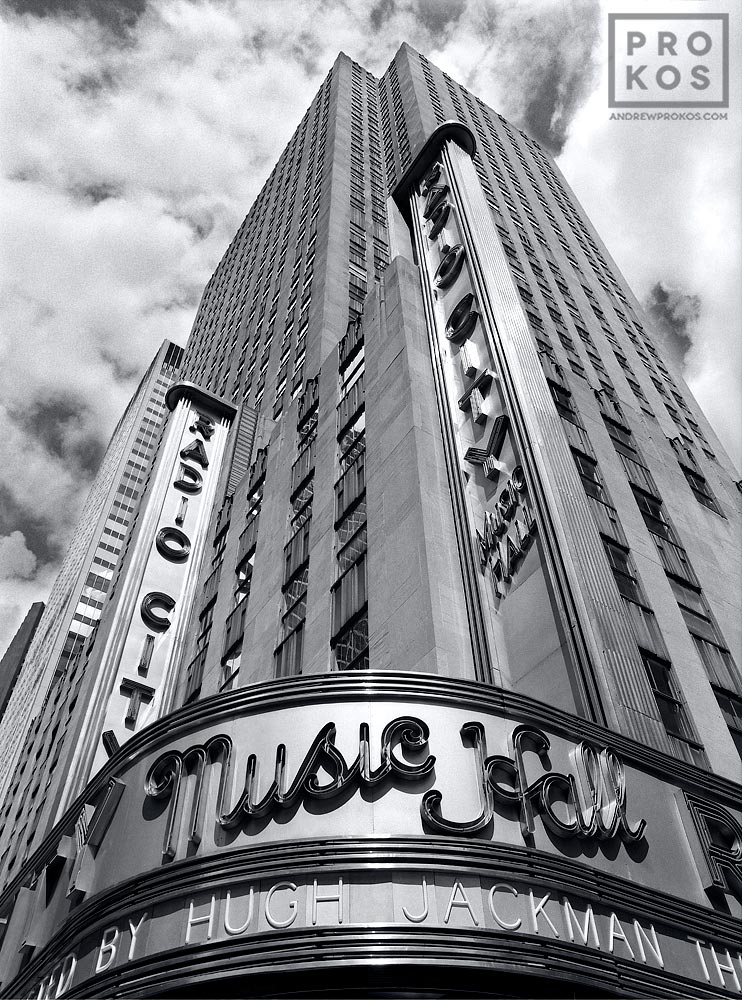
xmin=335 ymin=450 xmax=365 ymax=522
xmin=332 ymin=556 xmax=367 ymax=636
xmin=184 ymin=648 xmax=207 ymax=703
xmin=604 ymin=417 xmax=637 ymax=457
xmin=282 ymin=567 xmax=309 ymax=634
xmin=221 ymin=648 xmax=242 ymax=692
xmin=631 ymin=488 xmax=674 ymax=541
xmin=668 ymin=577 xmax=706 ymax=616
xmin=338 ymin=413 xmax=365 ymax=472
xmin=680 ymin=465 xmax=721 ymax=513
xmin=641 ymin=651 xmax=705 ymax=767
xmin=274 ymin=625 xmax=304 ymax=678
xmin=291 ymin=440 xmax=315 ymax=494
xmin=336 ymin=503 xmax=367 ymax=574
xmin=572 ymin=450 xmax=603 ymax=500
xmin=549 ymin=382 xmax=577 ymax=422
xmin=693 ymin=635 xmax=740 ymax=692
xmin=714 ymin=689 xmax=742 ymax=758
xmin=235 ymin=557 xmax=253 ymax=605
xmin=284 ymin=523 xmax=310 ymax=582
xmin=603 ymin=539 xmax=645 ymax=605
xmin=340 ymin=349 xmax=364 ymax=395
xmin=669 ymin=578 xmax=728 ymax=649
xmin=333 ymin=615 xmax=368 ymax=671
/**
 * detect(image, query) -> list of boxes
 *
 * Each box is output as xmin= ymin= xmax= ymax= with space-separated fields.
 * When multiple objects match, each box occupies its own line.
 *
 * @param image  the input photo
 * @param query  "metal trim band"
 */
xmin=19 ymin=838 xmax=742 ymax=955
xmin=66 ymin=928 xmax=729 ymax=1000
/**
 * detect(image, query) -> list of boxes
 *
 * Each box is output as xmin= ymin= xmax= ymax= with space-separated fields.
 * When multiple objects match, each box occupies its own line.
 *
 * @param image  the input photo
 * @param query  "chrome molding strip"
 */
xmin=65 ymin=931 xmax=728 ymax=1000
xmin=18 ymin=838 xmax=741 ymax=955
xmin=409 ymin=176 xmax=493 ymax=684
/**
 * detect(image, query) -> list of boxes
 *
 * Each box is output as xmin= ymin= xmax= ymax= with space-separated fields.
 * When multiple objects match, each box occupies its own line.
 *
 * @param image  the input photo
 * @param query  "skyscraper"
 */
xmin=0 ymin=45 xmax=739 ymax=999
xmin=0 ymin=340 xmax=182 ymax=880
xmin=0 ymin=603 xmax=45 ymax=723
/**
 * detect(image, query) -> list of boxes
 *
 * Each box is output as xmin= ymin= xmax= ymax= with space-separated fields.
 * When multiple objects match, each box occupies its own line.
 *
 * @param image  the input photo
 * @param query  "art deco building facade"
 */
xmin=0 ymin=45 xmax=739 ymax=999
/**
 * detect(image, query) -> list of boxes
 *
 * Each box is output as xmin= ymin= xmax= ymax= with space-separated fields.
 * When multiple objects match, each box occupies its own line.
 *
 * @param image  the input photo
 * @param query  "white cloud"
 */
xmin=0 ymin=0 xmax=739 ymax=657
xmin=558 ymin=1 xmax=741 ymax=464
xmin=0 ymin=532 xmax=37 ymax=582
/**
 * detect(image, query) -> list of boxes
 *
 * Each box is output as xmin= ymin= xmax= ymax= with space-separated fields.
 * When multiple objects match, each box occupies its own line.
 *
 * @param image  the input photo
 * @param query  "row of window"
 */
xmin=275 ymin=392 xmax=318 ymax=677
xmin=332 ymin=325 xmax=368 ymax=671
xmin=547 ymin=376 xmax=703 ymax=764
xmin=553 ymin=374 xmax=740 ymax=762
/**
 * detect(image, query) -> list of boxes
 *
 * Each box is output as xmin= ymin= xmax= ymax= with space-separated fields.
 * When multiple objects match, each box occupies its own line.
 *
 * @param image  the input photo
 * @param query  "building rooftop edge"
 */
xmin=165 ymin=381 xmax=239 ymax=420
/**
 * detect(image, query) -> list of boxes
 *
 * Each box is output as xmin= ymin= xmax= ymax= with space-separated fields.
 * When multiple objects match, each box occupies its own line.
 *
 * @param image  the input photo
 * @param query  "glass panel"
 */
xmin=334 ymin=615 xmax=369 ymax=671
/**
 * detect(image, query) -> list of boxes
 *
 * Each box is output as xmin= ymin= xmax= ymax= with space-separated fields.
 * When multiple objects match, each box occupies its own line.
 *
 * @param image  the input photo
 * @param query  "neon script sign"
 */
xmin=144 ymin=718 xmax=645 ymax=860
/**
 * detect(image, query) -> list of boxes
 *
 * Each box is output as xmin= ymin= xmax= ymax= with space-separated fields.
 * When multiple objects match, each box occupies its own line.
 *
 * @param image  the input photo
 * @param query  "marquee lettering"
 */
xmin=422 ymin=722 xmax=646 ymax=844
xmin=173 ymin=463 xmax=203 ymax=495
xmin=189 ymin=412 xmax=215 ymax=439
xmin=30 ymin=872 xmax=742 ymax=997
xmin=427 ymin=199 xmax=451 ymax=239
xmin=423 ymin=184 xmax=449 ymax=220
xmin=134 ymin=403 xmax=215 ymax=681
xmin=32 ymin=952 xmax=76 ymax=999
xmin=179 ymin=438 xmax=209 ymax=469
xmin=434 ymin=244 xmax=466 ymax=290
xmin=140 ymin=592 xmax=176 ymax=633
xmin=684 ymin=793 xmax=742 ymax=900
xmin=445 ymin=293 xmax=478 ymax=344
xmin=477 ymin=465 xmax=537 ymax=596
xmin=155 ymin=526 xmax=191 ymax=563
xmin=119 ymin=679 xmax=155 ymax=727
xmin=144 ymin=718 xmax=434 ymax=860
xmin=144 ymin=716 xmax=645 ymax=861
xmin=421 ymin=161 xmax=441 ymax=194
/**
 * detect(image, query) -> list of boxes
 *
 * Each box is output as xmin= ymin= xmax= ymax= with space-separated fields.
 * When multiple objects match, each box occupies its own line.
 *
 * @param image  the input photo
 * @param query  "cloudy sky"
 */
xmin=0 ymin=0 xmax=739 ymax=655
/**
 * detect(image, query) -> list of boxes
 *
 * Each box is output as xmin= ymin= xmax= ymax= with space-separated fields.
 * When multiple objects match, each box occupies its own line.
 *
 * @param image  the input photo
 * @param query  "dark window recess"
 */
xmin=184 ymin=647 xmax=207 ymax=704
xmin=338 ymin=373 xmax=365 ymax=432
xmin=282 ymin=567 xmax=309 ymax=635
xmin=291 ymin=441 xmax=315 ymax=494
xmin=237 ymin=513 xmax=260 ymax=566
xmin=603 ymin=538 xmax=645 ymax=605
xmin=631 ymin=487 xmax=675 ymax=541
xmin=640 ymin=651 xmax=706 ymax=767
xmin=549 ymin=381 xmax=579 ymax=423
xmin=572 ymin=450 xmax=603 ymax=500
xmin=274 ymin=624 xmax=304 ymax=679
xmin=338 ymin=413 xmax=365 ymax=469
xmin=284 ymin=523 xmax=311 ymax=583
xmin=335 ymin=451 xmax=365 ymax=523
xmin=714 ymin=688 xmax=742 ymax=759
xmin=332 ymin=552 xmax=367 ymax=633
xmin=604 ymin=416 xmax=638 ymax=457
xmin=693 ymin=635 xmax=741 ymax=693
xmin=333 ymin=614 xmax=369 ymax=671
xmin=680 ymin=465 xmax=722 ymax=513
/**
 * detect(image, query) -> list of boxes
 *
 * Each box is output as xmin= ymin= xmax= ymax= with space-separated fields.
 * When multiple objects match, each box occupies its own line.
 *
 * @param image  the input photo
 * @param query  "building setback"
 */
xmin=0 ymin=45 xmax=739 ymax=999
